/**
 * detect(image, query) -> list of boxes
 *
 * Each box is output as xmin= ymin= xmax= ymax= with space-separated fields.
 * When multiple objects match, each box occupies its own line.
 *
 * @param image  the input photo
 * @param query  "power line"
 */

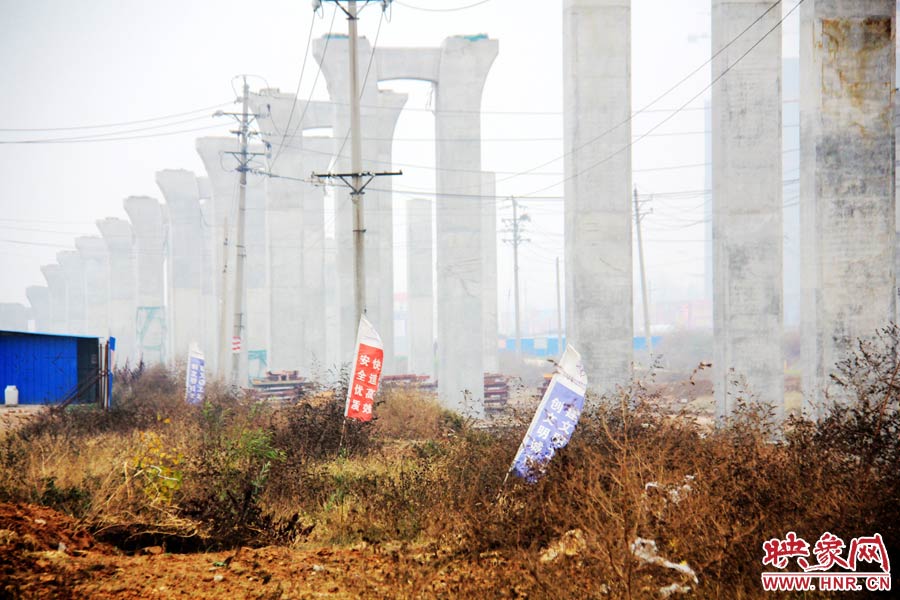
xmin=0 ymin=113 xmax=223 ymax=144
xmin=396 ymin=0 xmax=492 ymax=12
xmin=269 ymin=15 xmax=319 ymax=167
xmin=520 ymin=0 xmax=803 ymax=198
xmin=0 ymin=217 xmax=97 ymax=225
xmin=464 ymin=0 xmax=787 ymax=193
xmin=269 ymin=6 xmax=338 ymax=168
xmin=271 ymin=133 xmax=789 ymax=179
xmin=0 ymin=123 xmax=225 ymax=145
xmin=323 ymin=98 xmax=798 ymax=116
xmin=0 ymin=102 xmax=230 ymax=133
xmin=365 ymin=124 xmax=799 ymax=143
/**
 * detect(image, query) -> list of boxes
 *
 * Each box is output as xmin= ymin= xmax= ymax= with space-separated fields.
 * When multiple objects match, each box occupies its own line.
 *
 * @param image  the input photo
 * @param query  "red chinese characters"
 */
xmin=763 ymin=532 xmax=890 ymax=574
xmin=763 ymin=532 xmax=810 ymax=569
xmin=345 ymin=342 xmax=383 ymax=422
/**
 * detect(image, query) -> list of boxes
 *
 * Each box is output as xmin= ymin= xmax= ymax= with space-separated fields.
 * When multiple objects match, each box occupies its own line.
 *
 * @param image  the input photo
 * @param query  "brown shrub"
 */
xmin=1 ymin=338 xmax=898 ymax=599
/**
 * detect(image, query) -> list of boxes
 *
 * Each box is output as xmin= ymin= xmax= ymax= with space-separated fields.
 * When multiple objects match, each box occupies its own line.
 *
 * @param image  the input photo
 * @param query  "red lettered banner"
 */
xmin=345 ymin=316 xmax=384 ymax=422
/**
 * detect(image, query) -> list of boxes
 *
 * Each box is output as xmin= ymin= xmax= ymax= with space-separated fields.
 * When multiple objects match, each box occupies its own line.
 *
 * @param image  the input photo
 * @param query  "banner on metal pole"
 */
xmin=511 ymin=345 xmax=588 ymax=481
xmin=185 ymin=343 xmax=207 ymax=404
xmin=345 ymin=315 xmax=384 ymax=422
xmin=108 ymin=336 xmax=117 ymax=368
xmin=107 ymin=336 xmax=116 ymax=406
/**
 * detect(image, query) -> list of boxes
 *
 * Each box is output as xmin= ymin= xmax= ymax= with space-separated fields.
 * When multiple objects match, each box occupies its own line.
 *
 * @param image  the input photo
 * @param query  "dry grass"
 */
xmin=2 ymin=332 xmax=900 ymax=598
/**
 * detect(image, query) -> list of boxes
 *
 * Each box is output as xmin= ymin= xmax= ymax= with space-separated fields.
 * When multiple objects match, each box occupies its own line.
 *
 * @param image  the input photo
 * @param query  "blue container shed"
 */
xmin=0 ymin=330 xmax=101 ymax=405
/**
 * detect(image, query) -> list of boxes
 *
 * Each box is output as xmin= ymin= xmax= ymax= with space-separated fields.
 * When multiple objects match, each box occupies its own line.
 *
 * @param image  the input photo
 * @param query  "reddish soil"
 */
xmin=1 ymin=503 xmax=542 ymax=599
xmin=0 ymin=406 xmax=46 ymax=435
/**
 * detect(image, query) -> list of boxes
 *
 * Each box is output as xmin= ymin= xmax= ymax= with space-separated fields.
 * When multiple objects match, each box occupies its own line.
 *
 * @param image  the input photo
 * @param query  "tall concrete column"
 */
xmin=156 ymin=169 xmax=203 ymax=361
xmin=245 ymin=162 xmax=270 ymax=380
xmin=75 ymin=236 xmax=109 ymax=338
xmin=198 ymin=199 xmax=219 ymax=373
xmin=563 ymin=0 xmax=632 ymax=399
xmin=252 ymin=93 xmax=332 ymax=373
xmin=324 ymin=237 xmax=341 ymax=369
xmin=97 ymin=218 xmax=136 ymax=364
xmin=433 ymin=35 xmax=498 ymax=416
xmin=369 ymin=95 xmax=406 ymax=375
xmin=313 ymin=36 xmax=408 ymax=373
xmin=712 ymin=0 xmax=783 ymax=421
xmin=25 ymin=286 xmax=50 ymax=333
xmin=0 ymin=303 xmax=28 ymax=331
xmin=124 ymin=196 xmax=166 ymax=365
xmin=407 ymin=197 xmax=434 ymax=377
xmin=482 ymin=172 xmax=499 ymax=373
xmin=197 ymin=179 xmax=218 ymax=364
xmin=801 ymin=0 xmax=896 ymax=416
xmin=255 ymin=142 xmax=303 ymax=373
xmin=56 ymin=251 xmax=86 ymax=336
xmin=197 ymin=137 xmax=237 ymax=375
xmin=41 ymin=264 xmax=67 ymax=334
xmin=302 ymin=137 xmax=333 ymax=372
xmin=896 ymin=98 xmax=900 ymax=326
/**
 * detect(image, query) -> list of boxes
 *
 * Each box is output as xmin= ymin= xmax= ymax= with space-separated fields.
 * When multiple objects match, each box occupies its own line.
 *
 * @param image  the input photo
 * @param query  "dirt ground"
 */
xmin=0 ymin=503 xmax=546 ymax=599
xmin=0 ymin=405 xmax=46 ymax=435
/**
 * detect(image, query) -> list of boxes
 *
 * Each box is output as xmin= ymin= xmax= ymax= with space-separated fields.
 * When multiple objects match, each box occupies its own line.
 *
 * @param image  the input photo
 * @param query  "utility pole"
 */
xmin=555 ymin=256 xmax=562 ymax=354
xmin=214 ymin=76 xmax=266 ymax=385
xmin=503 ymin=197 xmax=529 ymax=360
xmin=230 ymin=76 xmax=251 ymax=387
xmin=312 ymin=0 xmax=400 ymax=326
xmin=634 ymin=185 xmax=653 ymax=359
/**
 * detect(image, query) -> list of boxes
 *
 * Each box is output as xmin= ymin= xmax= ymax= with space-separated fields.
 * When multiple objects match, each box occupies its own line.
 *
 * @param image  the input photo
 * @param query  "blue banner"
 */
xmin=185 ymin=346 xmax=206 ymax=404
xmin=107 ymin=336 xmax=116 ymax=405
xmin=511 ymin=345 xmax=587 ymax=481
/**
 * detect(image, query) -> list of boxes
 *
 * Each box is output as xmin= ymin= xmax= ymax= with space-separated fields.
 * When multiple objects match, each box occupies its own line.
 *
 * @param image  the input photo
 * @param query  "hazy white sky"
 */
xmin=0 ymin=0 xmax=800 ymax=333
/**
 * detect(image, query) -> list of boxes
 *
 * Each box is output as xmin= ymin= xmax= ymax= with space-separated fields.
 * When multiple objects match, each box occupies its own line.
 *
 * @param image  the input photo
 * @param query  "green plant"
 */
xmin=181 ymin=396 xmax=285 ymax=545
xmin=130 ymin=427 xmax=184 ymax=506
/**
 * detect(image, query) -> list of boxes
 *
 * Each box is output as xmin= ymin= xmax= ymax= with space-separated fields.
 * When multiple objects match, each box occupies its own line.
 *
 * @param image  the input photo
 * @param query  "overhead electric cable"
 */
xmin=471 ymin=0 xmax=786 ymax=191
xmin=0 ymin=101 xmax=230 ymax=132
xmin=0 ymin=123 xmax=224 ymax=145
xmin=270 ymin=8 xmax=336 ymax=168
xmin=396 ymin=0 xmax=492 ymax=12
xmin=519 ymin=0 xmax=803 ymax=198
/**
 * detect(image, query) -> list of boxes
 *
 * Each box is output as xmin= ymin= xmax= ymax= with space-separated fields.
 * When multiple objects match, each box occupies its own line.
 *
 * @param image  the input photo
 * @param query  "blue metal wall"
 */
xmin=0 ymin=331 xmax=98 ymax=405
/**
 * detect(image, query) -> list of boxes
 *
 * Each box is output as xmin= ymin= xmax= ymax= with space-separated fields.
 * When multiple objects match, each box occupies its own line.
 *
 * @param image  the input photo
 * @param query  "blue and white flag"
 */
xmin=185 ymin=343 xmax=206 ymax=404
xmin=108 ymin=336 xmax=116 ymax=400
xmin=511 ymin=345 xmax=588 ymax=481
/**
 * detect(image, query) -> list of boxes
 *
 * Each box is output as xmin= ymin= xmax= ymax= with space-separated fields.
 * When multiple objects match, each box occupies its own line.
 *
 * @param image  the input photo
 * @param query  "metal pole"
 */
xmin=230 ymin=76 xmax=250 ymax=386
xmin=348 ymin=0 xmax=366 ymax=323
xmin=512 ymin=197 xmax=521 ymax=360
xmin=556 ymin=256 xmax=562 ymax=354
xmin=634 ymin=186 xmax=653 ymax=358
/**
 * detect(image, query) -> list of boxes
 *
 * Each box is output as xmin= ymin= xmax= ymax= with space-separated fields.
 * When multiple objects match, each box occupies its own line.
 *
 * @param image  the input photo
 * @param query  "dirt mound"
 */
xmin=0 ymin=502 xmax=117 ymax=599
xmin=0 ymin=503 xmax=541 ymax=600
xmin=0 ymin=503 xmax=104 ymax=554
